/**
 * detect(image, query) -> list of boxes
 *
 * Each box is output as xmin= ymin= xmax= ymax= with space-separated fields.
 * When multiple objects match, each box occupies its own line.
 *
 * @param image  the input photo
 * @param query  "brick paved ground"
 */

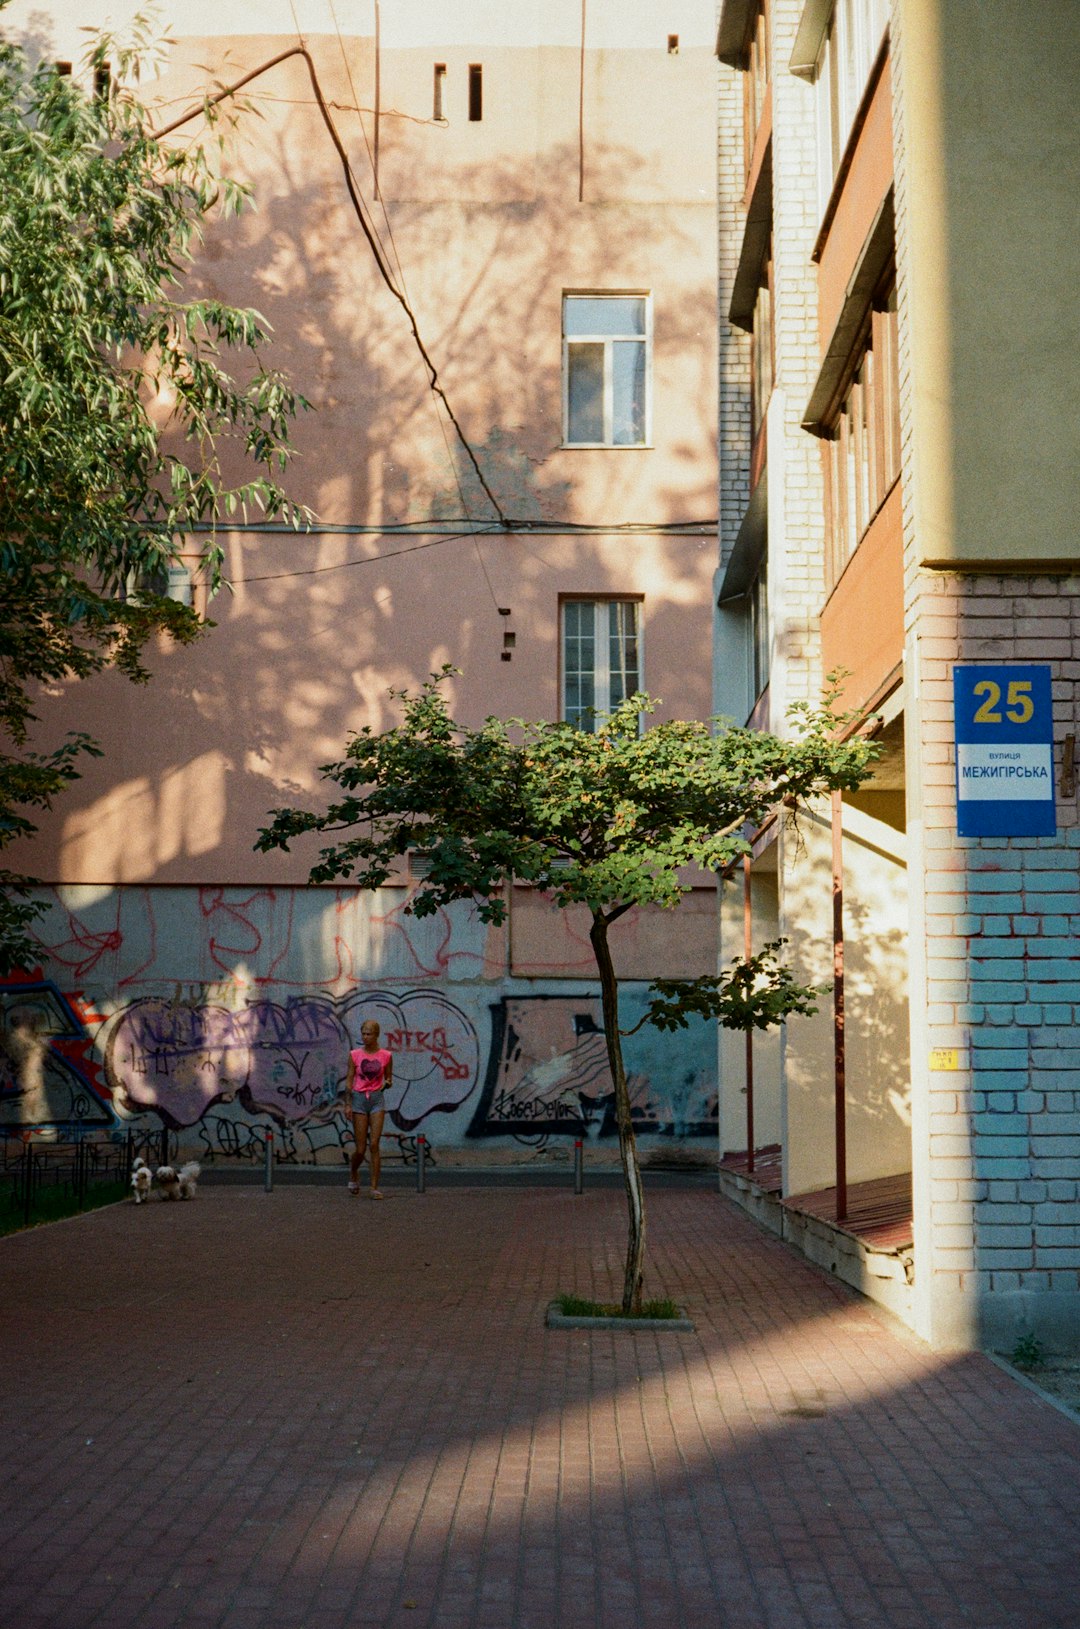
xmin=2 ymin=1181 xmax=1079 ymax=1629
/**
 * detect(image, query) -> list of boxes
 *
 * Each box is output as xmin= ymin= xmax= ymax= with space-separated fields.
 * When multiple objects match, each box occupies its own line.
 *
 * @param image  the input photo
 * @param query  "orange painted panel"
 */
xmin=820 ymin=480 xmax=903 ymax=714
xmin=817 ymin=59 xmax=894 ymax=351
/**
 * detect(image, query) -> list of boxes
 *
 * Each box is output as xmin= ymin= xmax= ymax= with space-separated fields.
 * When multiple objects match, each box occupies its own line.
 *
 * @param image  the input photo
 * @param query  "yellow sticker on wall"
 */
xmin=928 ymin=1048 xmax=962 ymax=1071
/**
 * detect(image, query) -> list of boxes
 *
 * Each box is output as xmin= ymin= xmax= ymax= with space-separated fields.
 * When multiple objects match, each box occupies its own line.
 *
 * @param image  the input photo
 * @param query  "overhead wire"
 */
xmin=238 ymin=527 xmax=503 ymax=583
xmin=150 ymin=41 xmax=720 ymax=552
xmin=152 ymin=41 xmax=511 ymax=528
xmin=320 ymin=1 xmax=501 ymax=614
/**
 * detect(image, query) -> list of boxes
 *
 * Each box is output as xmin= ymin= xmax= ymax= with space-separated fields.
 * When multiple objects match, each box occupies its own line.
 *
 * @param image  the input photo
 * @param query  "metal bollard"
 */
xmin=264 ymin=1129 xmax=274 ymax=1193
xmin=22 ymin=1136 xmax=32 ymax=1226
xmin=160 ymin=1124 xmax=170 ymax=1168
xmin=574 ymin=1138 xmax=584 ymax=1195
xmin=416 ymin=1135 xmax=426 ymax=1195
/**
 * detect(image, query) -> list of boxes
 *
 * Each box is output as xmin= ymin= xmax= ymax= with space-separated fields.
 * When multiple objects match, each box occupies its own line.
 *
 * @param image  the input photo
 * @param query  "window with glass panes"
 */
xmin=813 ymin=0 xmax=889 ymax=220
xmin=744 ymin=1 xmax=770 ymax=173
xmin=563 ymin=295 xmax=650 ymax=447
xmin=823 ymin=276 xmax=901 ymax=588
xmin=749 ymin=556 xmax=770 ymax=702
xmin=562 ymin=600 xmax=641 ymax=730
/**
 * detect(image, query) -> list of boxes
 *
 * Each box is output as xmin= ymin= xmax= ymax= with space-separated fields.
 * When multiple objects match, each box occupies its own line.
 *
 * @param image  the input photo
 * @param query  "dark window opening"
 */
xmin=55 ymin=60 xmax=72 ymax=76
xmin=93 ymin=62 xmax=111 ymax=100
xmin=433 ymin=63 xmax=446 ymax=121
xmin=667 ymin=35 xmax=679 ymax=54
xmin=468 ymin=64 xmax=483 ymax=122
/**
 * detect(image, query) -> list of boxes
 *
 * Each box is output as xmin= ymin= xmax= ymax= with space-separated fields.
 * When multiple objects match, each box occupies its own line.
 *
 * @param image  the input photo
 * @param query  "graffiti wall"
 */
xmin=0 ymin=886 xmax=718 ymax=1163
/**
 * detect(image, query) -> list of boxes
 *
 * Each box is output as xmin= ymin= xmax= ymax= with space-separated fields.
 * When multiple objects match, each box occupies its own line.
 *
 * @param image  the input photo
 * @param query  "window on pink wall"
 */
xmin=562 ymin=599 xmax=642 ymax=731
xmin=563 ymin=295 xmax=651 ymax=448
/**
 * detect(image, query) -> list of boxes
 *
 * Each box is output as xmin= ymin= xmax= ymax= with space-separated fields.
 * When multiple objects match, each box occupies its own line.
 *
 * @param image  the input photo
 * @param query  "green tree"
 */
xmin=259 ymin=673 xmax=876 ymax=1313
xmin=0 ymin=14 xmax=307 ymax=969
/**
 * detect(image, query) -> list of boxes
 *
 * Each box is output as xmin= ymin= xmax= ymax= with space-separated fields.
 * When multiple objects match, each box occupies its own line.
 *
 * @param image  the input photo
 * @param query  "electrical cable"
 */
xmin=188 ymin=519 xmax=717 ymax=536
xmin=151 ymin=46 xmax=721 ymax=545
xmin=326 ymin=0 xmax=407 ymax=289
xmin=239 ymin=527 xmax=503 ymax=583
xmin=152 ymin=43 xmax=511 ymax=528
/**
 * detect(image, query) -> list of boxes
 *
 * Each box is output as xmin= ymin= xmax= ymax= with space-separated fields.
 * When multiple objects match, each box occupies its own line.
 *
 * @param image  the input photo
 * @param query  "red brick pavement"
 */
xmin=1 ymin=1182 xmax=1079 ymax=1629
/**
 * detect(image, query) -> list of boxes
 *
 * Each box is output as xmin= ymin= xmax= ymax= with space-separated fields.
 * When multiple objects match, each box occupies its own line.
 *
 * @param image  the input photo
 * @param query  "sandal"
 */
xmin=348 ymin=1180 xmax=360 ymax=1196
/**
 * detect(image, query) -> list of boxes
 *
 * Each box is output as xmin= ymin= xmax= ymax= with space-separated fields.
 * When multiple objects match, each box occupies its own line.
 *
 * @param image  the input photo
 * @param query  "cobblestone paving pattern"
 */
xmin=1 ymin=1184 xmax=1079 ymax=1628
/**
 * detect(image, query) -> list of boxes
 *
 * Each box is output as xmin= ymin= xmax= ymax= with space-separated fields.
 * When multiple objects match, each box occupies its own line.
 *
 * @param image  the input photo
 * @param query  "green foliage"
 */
xmin=0 ymin=12 xmax=308 ymax=969
xmin=0 ymin=1176 xmax=129 ymax=1236
xmin=1011 ymin=1332 xmax=1045 ymax=1370
xmin=555 ymin=1293 xmax=682 ymax=1321
xmin=259 ymin=669 xmax=876 ymax=939
xmin=627 ymin=939 xmax=825 ymax=1036
xmin=262 ymin=670 xmax=875 ymax=1313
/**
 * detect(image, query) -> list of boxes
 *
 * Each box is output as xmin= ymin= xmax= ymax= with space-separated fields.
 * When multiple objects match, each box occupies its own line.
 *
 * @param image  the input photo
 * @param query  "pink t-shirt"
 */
xmin=350 ymin=1047 xmax=392 ymax=1096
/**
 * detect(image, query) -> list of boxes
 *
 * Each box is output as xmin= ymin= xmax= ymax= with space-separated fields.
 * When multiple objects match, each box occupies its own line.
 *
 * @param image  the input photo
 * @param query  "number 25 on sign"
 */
xmin=971 ymin=678 xmax=1035 ymax=725
xmin=953 ymin=664 xmax=1055 ymax=838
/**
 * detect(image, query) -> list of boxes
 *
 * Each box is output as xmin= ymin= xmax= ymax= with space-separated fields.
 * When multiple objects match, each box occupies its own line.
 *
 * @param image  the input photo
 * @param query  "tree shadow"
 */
xmin=9 ymin=33 xmax=719 ymax=905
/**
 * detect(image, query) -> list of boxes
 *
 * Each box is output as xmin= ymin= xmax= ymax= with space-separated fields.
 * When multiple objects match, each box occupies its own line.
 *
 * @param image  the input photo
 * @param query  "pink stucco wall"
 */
xmin=4 ymin=2 xmax=719 ymax=892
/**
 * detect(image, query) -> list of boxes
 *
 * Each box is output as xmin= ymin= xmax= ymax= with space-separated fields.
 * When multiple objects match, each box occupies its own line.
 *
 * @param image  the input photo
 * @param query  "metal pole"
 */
xmin=416 ymin=1135 xmax=426 ymax=1194
xmin=264 ymin=1129 xmax=274 ymax=1193
xmin=831 ymin=788 xmax=848 ymax=1223
xmin=574 ymin=1137 xmax=583 ymax=1194
xmin=160 ymin=1124 xmax=169 ymax=1168
xmin=125 ymin=1129 xmax=134 ymax=1184
xmin=744 ymin=852 xmax=755 ymax=1176
xmin=22 ymin=1137 xmax=32 ymax=1226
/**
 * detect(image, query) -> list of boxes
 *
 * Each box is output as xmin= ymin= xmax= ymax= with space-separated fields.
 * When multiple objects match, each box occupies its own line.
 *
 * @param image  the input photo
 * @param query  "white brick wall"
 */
xmin=894 ymin=0 xmax=1080 ymax=1350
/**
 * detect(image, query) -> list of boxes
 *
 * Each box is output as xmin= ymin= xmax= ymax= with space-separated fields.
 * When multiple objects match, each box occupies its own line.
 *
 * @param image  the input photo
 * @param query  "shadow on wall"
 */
xmin=8 ymin=39 xmax=718 ymax=890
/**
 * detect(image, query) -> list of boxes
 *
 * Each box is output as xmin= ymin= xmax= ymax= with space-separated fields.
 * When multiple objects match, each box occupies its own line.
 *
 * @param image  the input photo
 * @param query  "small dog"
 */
xmin=156 ymin=1164 xmax=181 ymax=1201
xmin=176 ymin=1160 xmax=201 ymax=1200
xmin=131 ymin=1157 xmax=153 ymax=1205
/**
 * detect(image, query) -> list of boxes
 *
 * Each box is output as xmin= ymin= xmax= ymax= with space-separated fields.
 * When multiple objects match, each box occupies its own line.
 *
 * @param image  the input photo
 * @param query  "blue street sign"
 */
xmin=953 ymin=664 xmax=1055 ymax=837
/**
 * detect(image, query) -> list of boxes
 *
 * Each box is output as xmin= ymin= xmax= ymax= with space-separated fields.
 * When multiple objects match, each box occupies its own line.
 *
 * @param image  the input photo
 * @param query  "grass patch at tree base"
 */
xmin=556 ymin=1292 xmax=682 ymax=1321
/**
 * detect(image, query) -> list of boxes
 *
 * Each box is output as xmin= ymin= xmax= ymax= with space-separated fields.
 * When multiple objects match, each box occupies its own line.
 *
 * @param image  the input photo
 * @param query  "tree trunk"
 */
xmin=590 ymin=912 xmax=646 ymax=1314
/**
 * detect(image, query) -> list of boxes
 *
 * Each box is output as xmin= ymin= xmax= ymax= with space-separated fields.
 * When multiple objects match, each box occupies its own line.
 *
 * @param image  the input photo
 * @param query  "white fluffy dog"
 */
xmin=131 ymin=1157 xmax=153 ymax=1204
xmin=155 ymin=1164 xmax=180 ymax=1200
xmin=177 ymin=1160 xmax=201 ymax=1200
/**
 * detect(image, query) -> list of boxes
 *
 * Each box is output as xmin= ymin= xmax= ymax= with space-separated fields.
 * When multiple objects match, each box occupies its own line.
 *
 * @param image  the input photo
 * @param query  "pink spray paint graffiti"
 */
xmin=342 ymin=992 xmax=480 ymax=1130
xmin=104 ymin=989 xmax=480 ymax=1136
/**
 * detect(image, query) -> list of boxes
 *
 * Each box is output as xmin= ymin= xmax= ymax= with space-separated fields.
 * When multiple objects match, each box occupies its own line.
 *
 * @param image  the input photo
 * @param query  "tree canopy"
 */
xmin=260 ymin=673 xmax=877 ymax=1311
xmin=0 ymin=15 xmax=307 ymax=969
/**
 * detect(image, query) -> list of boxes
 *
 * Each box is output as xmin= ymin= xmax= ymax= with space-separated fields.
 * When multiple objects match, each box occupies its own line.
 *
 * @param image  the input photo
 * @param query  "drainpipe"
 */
xmin=831 ymin=789 xmax=847 ymax=1222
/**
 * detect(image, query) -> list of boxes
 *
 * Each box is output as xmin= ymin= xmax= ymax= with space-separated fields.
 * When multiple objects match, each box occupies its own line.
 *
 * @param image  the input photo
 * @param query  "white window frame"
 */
xmin=748 ymin=555 xmax=770 ymax=703
xmin=811 ymin=0 xmax=889 ymax=221
xmin=561 ymin=293 xmax=653 ymax=448
xmin=560 ymin=598 xmax=643 ymax=731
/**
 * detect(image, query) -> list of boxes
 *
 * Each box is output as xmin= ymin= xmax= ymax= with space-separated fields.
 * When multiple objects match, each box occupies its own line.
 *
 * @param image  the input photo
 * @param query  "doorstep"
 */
xmin=718 ymin=1156 xmax=915 ymax=1328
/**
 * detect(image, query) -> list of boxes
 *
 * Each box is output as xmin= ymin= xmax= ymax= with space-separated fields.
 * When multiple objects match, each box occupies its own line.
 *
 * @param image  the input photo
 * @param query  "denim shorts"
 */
xmin=351 ymin=1089 xmax=386 ymax=1118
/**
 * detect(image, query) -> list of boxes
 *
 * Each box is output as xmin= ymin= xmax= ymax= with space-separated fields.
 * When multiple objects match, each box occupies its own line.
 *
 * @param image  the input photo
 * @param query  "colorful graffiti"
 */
xmin=470 ymin=996 xmax=717 ymax=1140
xmin=2 ymin=886 xmax=718 ymax=1158
xmin=105 ymin=990 xmax=480 ymax=1133
xmin=0 ymin=975 xmax=115 ymax=1131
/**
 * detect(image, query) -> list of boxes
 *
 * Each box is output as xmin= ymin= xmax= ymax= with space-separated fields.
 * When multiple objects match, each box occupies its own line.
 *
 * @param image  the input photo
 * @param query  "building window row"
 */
xmin=750 ymin=255 xmax=773 ymax=439
xmin=744 ymin=1 xmax=771 ymax=170
xmin=812 ymin=0 xmax=888 ymax=218
xmin=823 ymin=278 xmax=900 ymax=586
xmin=749 ymin=554 xmax=770 ymax=702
